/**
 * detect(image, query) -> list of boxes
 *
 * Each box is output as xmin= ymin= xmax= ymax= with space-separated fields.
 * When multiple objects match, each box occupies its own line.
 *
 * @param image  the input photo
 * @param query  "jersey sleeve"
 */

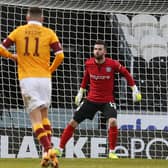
xmin=2 ymin=38 xmax=14 ymax=48
xmin=50 ymin=29 xmax=59 ymax=44
xmin=2 ymin=28 xmax=18 ymax=48
xmin=7 ymin=28 xmax=18 ymax=43
xmin=81 ymin=63 xmax=90 ymax=88
xmin=49 ymin=29 xmax=64 ymax=73
xmin=0 ymin=29 xmax=17 ymax=59
xmin=114 ymin=60 xmax=135 ymax=86
xmin=50 ymin=30 xmax=63 ymax=54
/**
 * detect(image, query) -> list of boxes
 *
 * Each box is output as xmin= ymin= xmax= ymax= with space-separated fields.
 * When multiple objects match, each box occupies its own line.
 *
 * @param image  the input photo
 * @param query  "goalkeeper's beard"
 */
xmin=94 ymin=54 xmax=104 ymax=61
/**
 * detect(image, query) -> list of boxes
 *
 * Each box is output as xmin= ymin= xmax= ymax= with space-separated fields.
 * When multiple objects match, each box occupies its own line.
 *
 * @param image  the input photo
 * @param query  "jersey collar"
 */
xmin=28 ymin=20 xmax=42 ymax=26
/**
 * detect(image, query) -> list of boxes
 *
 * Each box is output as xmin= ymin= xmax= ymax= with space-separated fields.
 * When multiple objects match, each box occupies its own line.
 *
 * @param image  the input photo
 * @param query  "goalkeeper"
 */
xmin=55 ymin=40 xmax=141 ymax=159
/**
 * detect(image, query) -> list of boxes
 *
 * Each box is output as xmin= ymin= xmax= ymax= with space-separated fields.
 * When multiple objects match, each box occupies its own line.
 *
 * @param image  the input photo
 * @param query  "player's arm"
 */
xmin=0 ymin=28 xmax=18 ymax=61
xmin=0 ymin=38 xmax=16 ymax=61
xmin=49 ymin=31 xmax=64 ymax=73
xmin=115 ymin=61 xmax=142 ymax=102
xmin=75 ymin=66 xmax=89 ymax=106
xmin=49 ymin=50 xmax=64 ymax=73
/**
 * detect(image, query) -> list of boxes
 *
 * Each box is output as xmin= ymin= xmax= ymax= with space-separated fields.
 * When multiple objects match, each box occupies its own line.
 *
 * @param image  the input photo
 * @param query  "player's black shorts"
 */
xmin=73 ymin=99 xmax=117 ymax=124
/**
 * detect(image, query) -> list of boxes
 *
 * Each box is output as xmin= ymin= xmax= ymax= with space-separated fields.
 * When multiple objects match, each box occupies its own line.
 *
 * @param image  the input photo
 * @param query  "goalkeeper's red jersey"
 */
xmin=81 ymin=57 xmax=135 ymax=103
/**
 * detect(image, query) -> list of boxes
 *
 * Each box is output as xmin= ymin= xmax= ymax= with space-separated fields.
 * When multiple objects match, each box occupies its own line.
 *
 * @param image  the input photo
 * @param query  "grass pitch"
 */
xmin=0 ymin=158 xmax=168 ymax=168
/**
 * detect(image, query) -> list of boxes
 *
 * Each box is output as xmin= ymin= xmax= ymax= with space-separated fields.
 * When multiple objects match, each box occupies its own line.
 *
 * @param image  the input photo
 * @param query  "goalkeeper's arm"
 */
xmin=49 ymin=52 xmax=64 ymax=73
xmin=116 ymin=62 xmax=142 ymax=102
xmin=131 ymin=85 xmax=142 ymax=102
xmin=75 ymin=62 xmax=89 ymax=106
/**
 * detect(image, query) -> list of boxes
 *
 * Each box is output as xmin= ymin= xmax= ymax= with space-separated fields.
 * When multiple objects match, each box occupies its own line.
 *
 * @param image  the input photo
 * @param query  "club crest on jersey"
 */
xmin=106 ymin=67 xmax=111 ymax=72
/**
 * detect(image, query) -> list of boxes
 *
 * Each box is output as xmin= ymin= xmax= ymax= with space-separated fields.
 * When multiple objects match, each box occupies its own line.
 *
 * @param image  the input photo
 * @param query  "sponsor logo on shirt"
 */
xmin=90 ymin=74 xmax=110 ymax=80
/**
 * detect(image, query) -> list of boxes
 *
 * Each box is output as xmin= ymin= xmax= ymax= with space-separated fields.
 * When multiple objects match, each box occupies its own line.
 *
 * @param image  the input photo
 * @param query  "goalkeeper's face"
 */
xmin=93 ymin=44 xmax=106 ymax=61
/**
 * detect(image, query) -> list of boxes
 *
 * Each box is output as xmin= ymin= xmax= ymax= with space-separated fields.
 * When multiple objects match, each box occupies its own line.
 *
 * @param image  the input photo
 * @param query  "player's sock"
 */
xmin=108 ymin=126 xmax=118 ymax=151
xmin=42 ymin=118 xmax=52 ymax=144
xmin=33 ymin=123 xmax=51 ymax=152
xmin=59 ymin=124 xmax=75 ymax=149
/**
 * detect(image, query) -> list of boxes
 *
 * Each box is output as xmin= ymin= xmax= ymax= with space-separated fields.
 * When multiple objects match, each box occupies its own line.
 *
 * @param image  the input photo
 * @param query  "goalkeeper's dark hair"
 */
xmin=94 ymin=40 xmax=107 ymax=49
xmin=27 ymin=7 xmax=42 ymax=18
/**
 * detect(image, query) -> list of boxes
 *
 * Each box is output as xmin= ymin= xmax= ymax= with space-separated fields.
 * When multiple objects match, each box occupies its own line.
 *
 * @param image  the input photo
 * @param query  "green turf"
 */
xmin=0 ymin=158 xmax=168 ymax=168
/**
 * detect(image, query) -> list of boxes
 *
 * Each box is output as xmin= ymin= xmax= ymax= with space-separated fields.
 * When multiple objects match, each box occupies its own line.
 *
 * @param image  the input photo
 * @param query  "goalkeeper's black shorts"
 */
xmin=73 ymin=99 xmax=117 ymax=124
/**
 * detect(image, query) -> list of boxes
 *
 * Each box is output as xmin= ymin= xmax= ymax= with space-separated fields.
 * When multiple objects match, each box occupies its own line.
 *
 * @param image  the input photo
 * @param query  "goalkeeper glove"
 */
xmin=75 ymin=88 xmax=86 ymax=106
xmin=131 ymin=85 xmax=142 ymax=102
